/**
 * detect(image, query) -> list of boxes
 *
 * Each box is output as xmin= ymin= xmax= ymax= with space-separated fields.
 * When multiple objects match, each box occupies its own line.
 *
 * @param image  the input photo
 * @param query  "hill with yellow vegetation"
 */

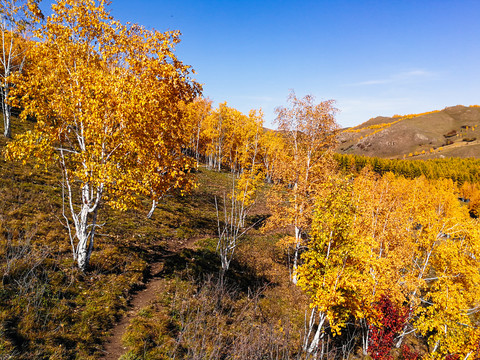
xmin=338 ymin=105 xmax=480 ymax=159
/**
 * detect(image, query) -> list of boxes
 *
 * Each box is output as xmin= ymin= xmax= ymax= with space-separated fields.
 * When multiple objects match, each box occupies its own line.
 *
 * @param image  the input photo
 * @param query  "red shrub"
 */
xmin=369 ymin=295 xmax=409 ymax=360
xmin=401 ymin=345 xmax=420 ymax=360
xmin=445 ymin=355 xmax=460 ymax=360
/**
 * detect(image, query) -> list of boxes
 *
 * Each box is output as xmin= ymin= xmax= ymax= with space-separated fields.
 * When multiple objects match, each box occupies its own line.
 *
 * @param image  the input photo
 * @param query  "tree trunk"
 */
xmin=292 ymin=226 xmax=301 ymax=284
xmin=303 ymin=307 xmax=327 ymax=357
xmin=362 ymin=318 xmax=369 ymax=356
xmin=2 ymin=86 xmax=11 ymax=138
xmin=75 ymin=203 xmax=97 ymax=271
xmin=3 ymin=107 xmax=10 ymax=138
xmin=147 ymin=199 xmax=157 ymax=219
xmin=307 ymin=314 xmax=326 ymax=355
xmin=62 ymin=166 xmax=103 ymax=272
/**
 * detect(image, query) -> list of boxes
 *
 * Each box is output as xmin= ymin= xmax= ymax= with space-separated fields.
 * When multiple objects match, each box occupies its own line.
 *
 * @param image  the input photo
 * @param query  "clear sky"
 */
xmin=40 ymin=0 xmax=480 ymax=129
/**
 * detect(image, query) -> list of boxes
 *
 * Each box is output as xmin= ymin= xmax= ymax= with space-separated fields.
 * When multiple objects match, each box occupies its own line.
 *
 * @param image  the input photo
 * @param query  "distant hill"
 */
xmin=337 ymin=105 xmax=480 ymax=159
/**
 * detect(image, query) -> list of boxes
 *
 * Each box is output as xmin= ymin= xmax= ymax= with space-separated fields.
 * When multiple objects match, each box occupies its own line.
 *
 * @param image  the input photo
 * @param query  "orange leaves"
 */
xmin=5 ymin=0 xmax=200 ymax=269
xmin=459 ymin=182 xmax=480 ymax=218
xmin=4 ymin=129 xmax=56 ymax=166
xmin=10 ymin=0 xmax=200 ymax=199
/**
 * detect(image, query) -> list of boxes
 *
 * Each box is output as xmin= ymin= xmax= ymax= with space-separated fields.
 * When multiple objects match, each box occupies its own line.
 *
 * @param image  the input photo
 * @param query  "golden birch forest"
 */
xmin=0 ymin=1 xmax=479 ymax=359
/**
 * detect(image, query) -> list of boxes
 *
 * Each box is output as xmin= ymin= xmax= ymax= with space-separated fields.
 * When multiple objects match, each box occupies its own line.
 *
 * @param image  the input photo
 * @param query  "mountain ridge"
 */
xmin=337 ymin=105 xmax=480 ymax=159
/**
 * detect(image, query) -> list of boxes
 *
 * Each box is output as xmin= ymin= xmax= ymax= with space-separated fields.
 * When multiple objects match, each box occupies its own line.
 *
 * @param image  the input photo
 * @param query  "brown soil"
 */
xmin=101 ymin=237 xmax=199 ymax=360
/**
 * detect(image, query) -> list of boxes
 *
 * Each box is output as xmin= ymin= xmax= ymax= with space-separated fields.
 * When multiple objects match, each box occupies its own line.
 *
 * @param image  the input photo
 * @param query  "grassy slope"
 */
xmin=0 ymin=119 xmax=158 ymax=359
xmin=0 ymin=119 xmax=309 ymax=359
xmin=117 ymin=175 xmax=310 ymax=359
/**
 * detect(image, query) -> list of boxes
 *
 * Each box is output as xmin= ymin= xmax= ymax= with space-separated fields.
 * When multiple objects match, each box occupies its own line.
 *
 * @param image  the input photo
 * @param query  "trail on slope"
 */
xmin=102 ymin=237 xmax=199 ymax=360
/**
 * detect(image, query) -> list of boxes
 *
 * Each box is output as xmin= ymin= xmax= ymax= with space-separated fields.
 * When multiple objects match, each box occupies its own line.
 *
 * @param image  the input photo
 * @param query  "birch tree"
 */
xmin=5 ymin=0 xmax=200 ymax=271
xmin=182 ymin=97 xmax=212 ymax=167
xmin=267 ymin=91 xmax=339 ymax=284
xmin=297 ymin=172 xmax=480 ymax=358
xmin=259 ymin=129 xmax=284 ymax=184
xmin=297 ymin=175 xmax=373 ymax=357
xmin=0 ymin=0 xmax=41 ymax=138
xmin=215 ymin=109 xmax=265 ymax=276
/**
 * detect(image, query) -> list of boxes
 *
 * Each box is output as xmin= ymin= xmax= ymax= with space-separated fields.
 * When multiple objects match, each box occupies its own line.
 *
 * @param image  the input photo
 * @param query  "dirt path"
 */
xmin=101 ymin=238 xmax=199 ymax=360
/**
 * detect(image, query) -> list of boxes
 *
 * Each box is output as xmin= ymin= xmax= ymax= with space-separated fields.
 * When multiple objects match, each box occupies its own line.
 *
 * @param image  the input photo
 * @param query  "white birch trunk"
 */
xmin=61 ymin=150 xmax=103 ymax=272
xmin=1 ymin=17 xmax=12 ymax=138
xmin=76 ymin=204 xmax=94 ymax=270
xmin=72 ymin=183 xmax=102 ymax=271
xmin=303 ymin=307 xmax=327 ymax=357
xmin=147 ymin=199 xmax=157 ymax=219
xmin=362 ymin=318 xmax=369 ymax=355
xmin=395 ymin=244 xmax=436 ymax=348
xmin=292 ymin=226 xmax=301 ymax=284
xmin=307 ymin=314 xmax=326 ymax=355
xmin=0 ymin=7 xmax=29 ymax=139
xmin=2 ymin=93 xmax=10 ymax=138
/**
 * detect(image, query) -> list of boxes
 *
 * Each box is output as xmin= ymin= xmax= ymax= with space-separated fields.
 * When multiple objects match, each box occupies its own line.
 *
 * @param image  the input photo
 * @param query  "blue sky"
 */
xmin=41 ymin=0 xmax=480 ymax=128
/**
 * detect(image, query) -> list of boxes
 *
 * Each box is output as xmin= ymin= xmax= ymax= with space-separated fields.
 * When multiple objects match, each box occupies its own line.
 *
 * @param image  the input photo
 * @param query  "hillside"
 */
xmin=0 ymin=119 xmax=310 ymax=359
xmin=3 ymin=109 xmax=480 ymax=359
xmin=2 ymin=1 xmax=480 ymax=357
xmin=337 ymin=105 xmax=480 ymax=159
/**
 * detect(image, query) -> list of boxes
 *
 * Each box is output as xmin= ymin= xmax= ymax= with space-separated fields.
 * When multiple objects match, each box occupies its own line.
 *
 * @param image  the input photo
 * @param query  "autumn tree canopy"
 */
xmin=0 ymin=0 xmax=42 ymax=138
xmin=297 ymin=171 xmax=480 ymax=358
xmin=267 ymin=91 xmax=339 ymax=283
xmin=5 ymin=0 xmax=201 ymax=270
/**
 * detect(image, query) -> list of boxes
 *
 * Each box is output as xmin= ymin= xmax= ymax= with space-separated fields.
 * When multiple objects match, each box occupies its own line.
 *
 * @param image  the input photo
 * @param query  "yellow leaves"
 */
xmin=297 ymin=170 xmax=480 ymax=353
xmin=4 ymin=129 xmax=55 ymax=166
xmin=267 ymin=92 xmax=340 ymax=257
xmin=7 ymin=0 xmax=200 ymax=211
xmin=195 ymin=100 xmax=264 ymax=173
xmin=232 ymin=168 xmax=264 ymax=208
xmin=297 ymin=174 xmax=373 ymax=332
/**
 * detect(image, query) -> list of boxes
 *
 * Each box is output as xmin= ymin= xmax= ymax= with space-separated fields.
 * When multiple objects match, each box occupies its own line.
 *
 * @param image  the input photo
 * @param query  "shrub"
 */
xmin=444 ymin=130 xmax=457 ymax=138
xmin=369 ymin=295 xmax=408 ymax=360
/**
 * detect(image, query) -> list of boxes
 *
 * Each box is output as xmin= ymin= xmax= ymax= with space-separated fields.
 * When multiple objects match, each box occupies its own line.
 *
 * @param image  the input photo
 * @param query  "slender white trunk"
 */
xmin=73 ymin=183 xmax=101 ymax=271
xmin=61 ymin=151 xmax=103 ymax=271
xmin=292 ymin=226 xmax=301 ymax=284
xmin=217 ymin=145 xmax=222 ymax=171
xmin=3 ymin=100 xmax=10 ymax=138
xmin=396 ymin=245 xmax=435 ymax=348
xmin=362 ymin=318 xmax=369 ymax=355
xmin=147 ymin=199 xmax=157 ymax=219
xmin=195 ymin=124 xmax=201 ymax=166
xmin=208 ymin=154 xmax=213 ymax=169
xmin=1 ymin=16 xmax=11 ymax=139
xmin=1 ymin=13 xmax=28 ymax=139
xmin=307 ymin=315 xmax=326 ymax=354
xmin=303 ymin=307 xmax=327 ymax=357
xmin=76 ymin=203 xmax=98 ymax=271
xmin=2 ymin=62 xmax=11 ymax=138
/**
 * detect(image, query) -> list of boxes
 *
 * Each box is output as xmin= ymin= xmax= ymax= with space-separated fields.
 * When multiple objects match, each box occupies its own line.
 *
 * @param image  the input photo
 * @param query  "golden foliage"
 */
xmin=297 ymin=171 xmax=480 ymax=357
xmin=267 ymin=91 xmax=339 ymax=231
xmin=7 ymin=0 xmax=200 ymax=206
xmin=5 ymin=0 xmax=200 ymax=269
